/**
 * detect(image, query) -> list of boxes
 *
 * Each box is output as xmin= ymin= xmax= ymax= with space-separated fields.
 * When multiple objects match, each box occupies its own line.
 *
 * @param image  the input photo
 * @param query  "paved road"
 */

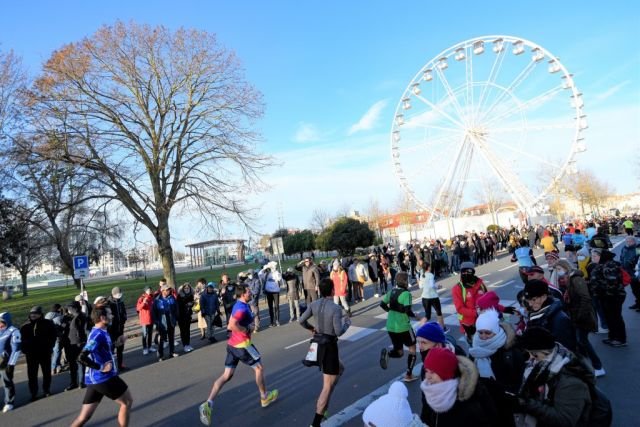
xmin=3 ymin=235 xmax=636 ymax=426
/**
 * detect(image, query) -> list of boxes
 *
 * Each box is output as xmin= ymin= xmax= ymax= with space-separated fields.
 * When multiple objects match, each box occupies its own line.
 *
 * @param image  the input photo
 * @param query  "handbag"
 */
xmin=213 ymin=313 xmax=223 ymax=327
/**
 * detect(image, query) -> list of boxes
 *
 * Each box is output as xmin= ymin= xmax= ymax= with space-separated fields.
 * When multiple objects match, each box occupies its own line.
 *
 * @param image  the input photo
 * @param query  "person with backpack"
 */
xmin=589 ymin=248 xmax=630 ymax=347
xmin=513 ymin=327 xmax=611 ymax=427
xmin=452 ymin=262 xmax=487 ymax=344
xmin=379 ymin=272 xmax=425 ymax=382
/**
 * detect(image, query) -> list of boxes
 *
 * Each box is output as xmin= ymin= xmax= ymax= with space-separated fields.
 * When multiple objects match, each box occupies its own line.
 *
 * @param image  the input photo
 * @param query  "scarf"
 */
xmin=519 ymin=344 xmax=571 ymax=399
xmin=468 ymin=327 xmax=507 ymax=379
xmin=420 ymin=378 xmax=459 ymax=413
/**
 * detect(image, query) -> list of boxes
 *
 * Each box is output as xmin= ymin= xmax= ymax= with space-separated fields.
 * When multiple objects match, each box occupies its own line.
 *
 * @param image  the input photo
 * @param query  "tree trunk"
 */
xmin=21 ymin=271 xmax=28 ymax=297
xmin=156 ymin=216 xmax=177 ymax=287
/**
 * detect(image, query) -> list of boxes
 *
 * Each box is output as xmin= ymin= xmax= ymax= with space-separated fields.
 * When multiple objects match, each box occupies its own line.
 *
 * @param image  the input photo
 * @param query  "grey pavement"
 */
xmin=2 ymin=235 xmax=636 ymax=426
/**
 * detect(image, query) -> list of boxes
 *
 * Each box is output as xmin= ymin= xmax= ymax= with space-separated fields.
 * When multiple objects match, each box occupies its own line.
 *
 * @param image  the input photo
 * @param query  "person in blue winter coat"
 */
xmin=0 ymin=312 xmax=22 ymax=412
xmin=511 ymin=239 xmax=537 ymax=284
xmin=153 ymin=284 xmax=179 ymax=361
xmin=200 ymin=283 xmax=221 ymax=343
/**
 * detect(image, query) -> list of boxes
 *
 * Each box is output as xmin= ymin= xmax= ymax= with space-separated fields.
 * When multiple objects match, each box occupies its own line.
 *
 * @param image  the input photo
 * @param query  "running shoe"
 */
xmin=609 ymin=340 xmax=627 ymax=347
xmin=594 ymin=368 xmax=606 ymax=377
xmin=379 ymin=348 xmax=389 ymax=370
xmin=198 ymin=402 xmax=212 ymax=426
xmin=261 ymin=389 xmax=279 ymax=408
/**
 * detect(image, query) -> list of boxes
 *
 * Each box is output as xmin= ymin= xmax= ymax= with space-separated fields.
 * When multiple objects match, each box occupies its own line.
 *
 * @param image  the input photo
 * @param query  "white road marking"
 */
xmin=284 ymin=337 xmax=310 ymax=350
xmin=324 ymin=363 xmax=424 ymax=426
xmin=498 ymin=263 xmax=517 ymax=271
xmin=339 ymin=326 xmax=378 ymax=342
xmin=490 ymin=279 xmax=515 ymax=288
xmin=478 ymin=273 xmax=491 ymax=277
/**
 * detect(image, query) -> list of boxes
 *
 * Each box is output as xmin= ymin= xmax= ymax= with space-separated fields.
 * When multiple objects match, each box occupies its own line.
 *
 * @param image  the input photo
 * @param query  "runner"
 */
xmin=198 ymin=285 xmax=278 ymax=426
xmin=299 ymin=277 xmax=351 ymax=427
xmin=379 ymin=271 xmax=425 ymax=382
xmin=0 ymin=312 xmax=21 ymax=412
xmin=71 ymin=305 xmax=133 ymax=427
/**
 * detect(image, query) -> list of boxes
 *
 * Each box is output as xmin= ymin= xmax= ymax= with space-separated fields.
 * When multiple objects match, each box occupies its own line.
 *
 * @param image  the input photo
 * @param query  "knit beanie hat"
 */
xmin=424 ymin=347 xmax=458 ymax=381
xmin=460 ymin=261 xmax=475 ymax=273
xmin=523 ymin=279 xmax=548 ymax=299
xmin=416 ymin=322 xmax=446 ymax=344
xmin=475 ymin=309 xmax=500 ymax=334
xmin=362 ymin=382 xmax=414 ymax=427
xmin=476 ymin=291 xmax=501 ymax=311
xmin=521 ymin=327 xmax=555 ymax=351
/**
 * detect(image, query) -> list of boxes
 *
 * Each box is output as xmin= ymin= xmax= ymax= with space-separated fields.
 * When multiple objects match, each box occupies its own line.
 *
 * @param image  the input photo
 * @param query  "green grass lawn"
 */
xmin=0 ymin=258 xmax=323 ymax=326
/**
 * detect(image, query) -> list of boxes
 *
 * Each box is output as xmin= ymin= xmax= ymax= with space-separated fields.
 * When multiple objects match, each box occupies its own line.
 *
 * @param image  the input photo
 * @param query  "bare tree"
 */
xmin=474 ymin=175 xmax=508 ymax=225
xmin=310 ymin=208 xmax=332 ymax=231
xmin=565 ymin=169 xmax=615 ymax=216
xmin=0 ymin=49 xmax=25 ymax=143
xmin=27 ymin=22 xmax=271 ymax=286
xmin=0 ymin=198 xmax=50 ymax=296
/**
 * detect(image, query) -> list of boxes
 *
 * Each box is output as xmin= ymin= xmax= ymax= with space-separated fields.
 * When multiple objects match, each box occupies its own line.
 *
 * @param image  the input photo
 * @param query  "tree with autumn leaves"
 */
xmin=23 ymin=22 xmax=271 ymax=287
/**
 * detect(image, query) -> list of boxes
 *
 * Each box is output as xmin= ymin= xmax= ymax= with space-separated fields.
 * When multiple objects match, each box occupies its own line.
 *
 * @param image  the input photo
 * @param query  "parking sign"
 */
xmin=73 ymin=255 xmax=90 ymax=278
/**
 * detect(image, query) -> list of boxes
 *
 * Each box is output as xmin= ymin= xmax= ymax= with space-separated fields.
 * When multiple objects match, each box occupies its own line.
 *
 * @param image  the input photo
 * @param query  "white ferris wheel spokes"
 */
xmin=390 ymin=35 xmax=586 ymax=225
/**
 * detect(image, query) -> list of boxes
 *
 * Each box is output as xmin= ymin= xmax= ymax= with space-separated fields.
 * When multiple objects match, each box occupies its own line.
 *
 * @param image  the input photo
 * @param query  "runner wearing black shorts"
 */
xmin=198 ymin=285 xmax=278 ymax=426
xmin=300 ymin=278 xmax=351 ymax=427
xmin=72 ymin=305 xmax=133 ymax=427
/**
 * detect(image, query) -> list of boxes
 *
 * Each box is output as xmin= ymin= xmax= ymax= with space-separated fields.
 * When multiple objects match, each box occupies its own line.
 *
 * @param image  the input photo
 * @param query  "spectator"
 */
xmin=297 ymin=256 xmax=321 ymax=303
xmin=469 ymin=309 xmax=526 ymax=427
xmin=523 ymin=280 xmax=576 ymax=352
xmin=0 ymin=312 xmax=21 ymax=412
xmin=589 ymin=249 xmax=629 ymax=347
xmin=64 ymin=302 xmax=88 ymax=391
xmin=246 ymin=271 xmax=262 ymax=333
xmin=20 ymin=306 xmax=56 ymax=401
xmin=420 ymin=347 xmax=497 ymax=426
xmin=283 ymin=267 xmax=303 ymax=321
xmin=108 ymin=287 xmax=128 ymax=371
xmin=362 ymin=382 xmax=425 ymax=427
xmin=177 ymin=283 xmax=195 ymax=353
xmin=194 ymin=278 xmax=208 ymax=339
xmin=514 ymin=327 xmax=594 ymax=426
xmin=153 ymin=284 xmax=179 ymax=361
xmin=200 ymin=283 xmax=221 ymax=343
xmin=219 ymin=274 xmax=237 ymax=324
xmin=330 ymin=261 xmax=350 ymax=314
xmin=136 ymin=286 xmax=155 ymax=355
xmin=44 ymin=304 xmax=65 ymax=376
xmin=260 ymin=262 xmax=282 ymax=327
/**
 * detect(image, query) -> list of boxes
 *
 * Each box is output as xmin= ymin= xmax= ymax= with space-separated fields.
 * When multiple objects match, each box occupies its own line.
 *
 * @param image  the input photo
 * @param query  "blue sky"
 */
xmin=1 ymin=1 xmax=639 ymax=249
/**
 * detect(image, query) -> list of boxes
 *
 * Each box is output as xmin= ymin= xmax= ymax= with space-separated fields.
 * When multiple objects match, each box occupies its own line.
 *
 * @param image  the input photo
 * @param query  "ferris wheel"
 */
xmin=390 ymin=35 xmax=586 ymax=224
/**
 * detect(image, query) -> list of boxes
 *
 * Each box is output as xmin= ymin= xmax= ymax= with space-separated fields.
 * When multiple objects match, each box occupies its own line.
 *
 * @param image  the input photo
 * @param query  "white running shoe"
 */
xmin=184 ymin=345 xmax=194 ymax=352
xmin=142 ymin=348 xmax=149 ymax=355
xmin=2 ymin=404 xmax=13 ymax=413
xmin=594 ymin=368 xmax=606 ymax=377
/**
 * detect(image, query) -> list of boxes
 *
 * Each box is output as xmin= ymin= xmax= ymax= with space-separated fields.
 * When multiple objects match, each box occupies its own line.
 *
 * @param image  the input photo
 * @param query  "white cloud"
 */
xmin=591 ymin=80 xmax=632 ymax=105
xmin=293 ymin=122 xmax=321 ymax=143
xmin=348 ymin=100 xmax=387 ymax=135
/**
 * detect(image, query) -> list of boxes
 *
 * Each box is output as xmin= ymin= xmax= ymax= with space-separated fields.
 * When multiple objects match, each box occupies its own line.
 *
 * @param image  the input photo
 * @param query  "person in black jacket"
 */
xmin=20 ymin=306 xmax=57 ymax=401
xmin=108 ymin=287 xmax=128 ymax=371
xmin=420 ymin=347 xmax=498 ymax=426
xmin=523 ymin=280 xmax=577 ymax=352
xmin=64 ymin=301 xmax=87 ymax=390
xmin=177 ymin=283 xmax=195 ymax=353
xmin=469 ymin=309 xmax=526 ymax=427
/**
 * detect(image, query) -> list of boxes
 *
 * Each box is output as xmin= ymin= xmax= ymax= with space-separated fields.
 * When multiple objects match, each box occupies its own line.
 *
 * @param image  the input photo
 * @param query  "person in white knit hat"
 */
xmin=362 ymin=381 xmax=424 ymax=427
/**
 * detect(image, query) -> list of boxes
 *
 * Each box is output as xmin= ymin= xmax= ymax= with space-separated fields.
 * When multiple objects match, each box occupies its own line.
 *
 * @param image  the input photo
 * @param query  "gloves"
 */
xmin=503 ymin=306 xmax=517 ymax=315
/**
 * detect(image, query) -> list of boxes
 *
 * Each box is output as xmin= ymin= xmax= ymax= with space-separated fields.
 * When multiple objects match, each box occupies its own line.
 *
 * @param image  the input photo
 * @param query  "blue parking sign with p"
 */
xmin=74 ymin=255 xmax=89 ymax=270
